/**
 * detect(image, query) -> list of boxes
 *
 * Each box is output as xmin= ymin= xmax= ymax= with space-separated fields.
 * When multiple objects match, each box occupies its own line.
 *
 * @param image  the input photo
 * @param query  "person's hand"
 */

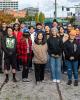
xmin=69 ymin=56 xmax=74 ymax=60
xmin=51 ymin=54 xmax=55 ymax=57
xmin=55 ymin=55 xmax=60 ymax=58
xmin=51 ymin=54 xmax=60 ymax=58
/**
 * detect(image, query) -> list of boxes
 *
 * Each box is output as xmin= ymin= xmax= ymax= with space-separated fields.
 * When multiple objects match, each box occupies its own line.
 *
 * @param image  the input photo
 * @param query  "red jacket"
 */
xmin=13 ymin=31 xmax=23 ymax=43
xmin=18 ymin=37 xmax=32 ymax=64
xmin=13 ymin=31 xmax=23 ymax=58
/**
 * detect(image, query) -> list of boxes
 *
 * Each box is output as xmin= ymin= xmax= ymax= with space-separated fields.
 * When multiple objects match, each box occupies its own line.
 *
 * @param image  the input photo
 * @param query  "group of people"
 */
xmin=0 ymin=19 xmax=80 ymax=86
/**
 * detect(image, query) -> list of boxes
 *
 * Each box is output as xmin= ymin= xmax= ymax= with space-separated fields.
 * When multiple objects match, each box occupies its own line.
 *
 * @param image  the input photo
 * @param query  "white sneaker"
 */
xmin=56 ymin=80 xmax=60 ymax=83
xmin=53 ymin=79 xmax=57 ymax=83
xmin=22 ymin=78 xmax=30 ymax=82
xmin=37 ymin=82 xmax=40 ymax=85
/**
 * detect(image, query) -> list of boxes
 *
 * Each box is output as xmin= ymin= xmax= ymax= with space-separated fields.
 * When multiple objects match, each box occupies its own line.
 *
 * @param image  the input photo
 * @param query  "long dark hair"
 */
xmin=13 ymin=23 xmax=20 ymax=31
xmin=35 ymin=32 xmax=46 ymax=45
xmin=58 ymin=26 xmax=64 ymax=33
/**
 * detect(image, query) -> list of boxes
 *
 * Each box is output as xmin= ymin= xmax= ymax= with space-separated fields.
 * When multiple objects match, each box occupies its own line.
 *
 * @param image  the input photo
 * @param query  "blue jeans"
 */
xmin=50 ymin=56 xmax=61 ymax=80
xmin=66 ymin=60 xmax=78 ymax=80
xmin=45 ymin=55 xmax=50 ymax=72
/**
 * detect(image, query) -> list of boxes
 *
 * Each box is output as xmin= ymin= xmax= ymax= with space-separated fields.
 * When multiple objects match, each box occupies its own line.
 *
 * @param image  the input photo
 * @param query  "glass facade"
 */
xmin=0 ymin=1 xmax=18 ymax=10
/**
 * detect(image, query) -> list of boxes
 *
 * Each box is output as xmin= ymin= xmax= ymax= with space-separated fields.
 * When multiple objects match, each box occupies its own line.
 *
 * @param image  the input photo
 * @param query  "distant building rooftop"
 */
xmin=24 ymin=7 xmax=39 ymax=16
xmin=0 ymin=0 xmax=18 ymax=10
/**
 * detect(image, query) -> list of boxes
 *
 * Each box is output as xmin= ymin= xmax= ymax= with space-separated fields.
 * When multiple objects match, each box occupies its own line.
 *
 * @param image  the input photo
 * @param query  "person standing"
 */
xmin=29 ymin=26 xmax=36 ymax=71
xmin=33 ymin=32 xmax=48 ymax=84
xmin=47 ymin=28 xmax=63 ymax=83
xmin=75 ymin=27 xmax=80 ymax=70
xmin=45 ymin=25 xmax=51 ymax=72
xmin=59 ymin=26 xmax=69 ymax=73
xmin=64 ymin=30 xmax=80 ymax=86
xmin=0 ymin=31 xmax=3 ymax=73
xmin=0 ymin=22 xmax=8 ymax=73
xmin=19 ymin=29 xmax=32 ymax=82
xmin=13 ymin=23 xmax=23 ymax=71
xmin=2 ymin=27 xmax=17 ymax=83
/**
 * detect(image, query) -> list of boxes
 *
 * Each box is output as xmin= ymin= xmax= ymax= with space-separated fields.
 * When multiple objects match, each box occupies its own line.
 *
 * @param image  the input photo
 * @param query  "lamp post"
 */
xmin=55 ymin=0 xmax=57 ymax=19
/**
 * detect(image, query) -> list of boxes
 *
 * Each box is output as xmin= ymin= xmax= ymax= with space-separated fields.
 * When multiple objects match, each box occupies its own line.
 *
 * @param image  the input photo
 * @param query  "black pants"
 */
xmin=0 ymin=50 xmax=3 ymax=71
xmin=61 ymin=52 xmax=67 ymax=73
xmin=16 ymin=58 xmax=20 ymax=71
xmin=22 ymin=56 xmax=31 ymax=79
xmin=27 ymin=53 xmax=32 ymax=69
xmin=34 ymin=63 xmax=45 ymax=82
xmin=22 ymin=65 xmax=29 ymax=79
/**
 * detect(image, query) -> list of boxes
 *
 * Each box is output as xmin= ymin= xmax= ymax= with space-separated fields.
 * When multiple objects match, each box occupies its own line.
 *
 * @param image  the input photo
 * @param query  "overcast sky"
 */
xmin=18 ymin=0 xmax=80 ymax=17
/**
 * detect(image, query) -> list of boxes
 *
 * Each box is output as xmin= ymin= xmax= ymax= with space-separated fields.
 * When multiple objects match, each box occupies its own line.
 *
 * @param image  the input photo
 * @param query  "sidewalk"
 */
xmin=0 ymin=71 xmax=80 ymax=100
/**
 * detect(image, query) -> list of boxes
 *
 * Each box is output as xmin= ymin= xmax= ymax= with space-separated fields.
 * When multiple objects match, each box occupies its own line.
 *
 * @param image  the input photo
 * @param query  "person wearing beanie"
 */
xmin=64 ymin=29 xmax=80 ymax=86
xmin=19 ymin=29 xmax=32 ymax=82
xmin=69 ymin=30 xmax=77 ymax=36
xmin=47 ymin=27 xmax=63 ymax=83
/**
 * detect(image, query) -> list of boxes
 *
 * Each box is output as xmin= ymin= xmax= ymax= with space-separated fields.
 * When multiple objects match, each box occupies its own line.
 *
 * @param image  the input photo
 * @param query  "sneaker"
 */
xmin=42 ymin=80 xmax=46 ymax=83
xmin=74 ymin=80 xmax=78 ymax=86
xmin=29 ymin=68 xmax=33 ymax=73
xmin=67 ymin=80 xmax=72 ymax=85
xmin=12 ymin=78 xmax=18 ymax=82
xmin=36 ymin=81 xmax=40 ymax=85
xmin=22 ymin=78 xmax=30 ymax=82
xmin=56 ymin=80 xmax=60 ymax=83
xmin=53 ymin=79 xmax=57 ymax=83
xmin=22 ymin=78 xmax=27 ymax=82
xmin=4 ymin=78 xmax=9 ymax=83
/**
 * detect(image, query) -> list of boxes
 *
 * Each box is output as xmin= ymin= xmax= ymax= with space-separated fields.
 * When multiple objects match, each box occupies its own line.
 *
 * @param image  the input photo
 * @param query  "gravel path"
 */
xmin=0 ymin=71 xmax=80 ymax=100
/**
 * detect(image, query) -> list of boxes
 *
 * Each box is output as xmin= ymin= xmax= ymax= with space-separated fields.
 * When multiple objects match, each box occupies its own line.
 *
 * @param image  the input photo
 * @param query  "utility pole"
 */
xmin=55 ymin=0 xmax=57 ymax=19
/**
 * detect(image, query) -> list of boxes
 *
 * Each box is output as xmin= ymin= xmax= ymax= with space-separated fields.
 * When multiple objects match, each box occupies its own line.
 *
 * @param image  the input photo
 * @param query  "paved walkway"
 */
xmin=0 ymin=71 xmax=80 ymax=100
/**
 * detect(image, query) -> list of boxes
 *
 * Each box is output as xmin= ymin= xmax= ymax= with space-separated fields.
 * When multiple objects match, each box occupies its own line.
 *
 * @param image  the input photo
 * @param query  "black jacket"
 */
xmin=47 ymin=36 xmax=63 ymax=56
xmin=2 ymin=35 xmax=17 ymax=56
xmin=64 ymin=39 xmax=80 ymax=61
xmin=0 ymin=32 xmax=2 ymax=56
